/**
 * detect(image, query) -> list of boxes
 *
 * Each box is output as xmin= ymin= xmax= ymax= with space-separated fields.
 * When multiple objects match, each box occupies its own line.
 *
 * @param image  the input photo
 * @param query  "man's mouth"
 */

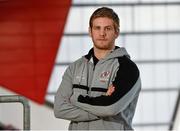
xmin=97 ymin=39 xmax=107 ymax=41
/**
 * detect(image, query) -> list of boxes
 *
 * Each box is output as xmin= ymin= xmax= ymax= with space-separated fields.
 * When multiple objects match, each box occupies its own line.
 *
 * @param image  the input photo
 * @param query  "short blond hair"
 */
xmin=89 ymin=7 xmax=120 ymax=33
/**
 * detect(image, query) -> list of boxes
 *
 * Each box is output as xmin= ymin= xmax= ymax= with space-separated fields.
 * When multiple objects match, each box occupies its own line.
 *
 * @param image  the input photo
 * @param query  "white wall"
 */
xmin=0 ymin=87 xmax=69 ymax=130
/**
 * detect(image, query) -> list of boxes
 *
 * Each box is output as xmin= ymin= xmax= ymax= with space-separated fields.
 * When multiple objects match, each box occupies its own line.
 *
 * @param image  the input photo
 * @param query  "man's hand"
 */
xmin=105 ymin=85 xmax=115 ymax=96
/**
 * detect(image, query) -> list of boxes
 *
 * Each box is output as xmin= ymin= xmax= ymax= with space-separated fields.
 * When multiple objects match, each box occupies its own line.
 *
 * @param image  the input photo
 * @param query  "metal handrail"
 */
xmin=169 ymin=88 xmax=180 ymax=130
xmin=0 ymin=95 xmax=30 ymax=130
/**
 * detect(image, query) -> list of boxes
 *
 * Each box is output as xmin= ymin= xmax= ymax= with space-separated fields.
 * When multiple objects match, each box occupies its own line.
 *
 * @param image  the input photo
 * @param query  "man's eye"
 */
xmin=106 ymin=27 xmax=112 ymax=31
xmin=93 ymin=27 xmax=100 ymax=30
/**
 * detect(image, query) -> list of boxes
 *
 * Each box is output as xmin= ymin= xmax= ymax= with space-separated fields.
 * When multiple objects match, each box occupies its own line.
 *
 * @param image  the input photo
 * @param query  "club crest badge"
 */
xmin=100 ymin=71 xmax=111 ymax=82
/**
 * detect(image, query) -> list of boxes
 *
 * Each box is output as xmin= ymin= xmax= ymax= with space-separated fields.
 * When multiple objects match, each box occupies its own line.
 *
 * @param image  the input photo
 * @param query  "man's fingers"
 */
xmin=106 ymin=85 xmax=115 ymax=96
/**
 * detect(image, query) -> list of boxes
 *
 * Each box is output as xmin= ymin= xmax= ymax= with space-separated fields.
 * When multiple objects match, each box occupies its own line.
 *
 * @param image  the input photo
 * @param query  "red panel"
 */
xmin=0 ymin=0 xmax=71 ymax=104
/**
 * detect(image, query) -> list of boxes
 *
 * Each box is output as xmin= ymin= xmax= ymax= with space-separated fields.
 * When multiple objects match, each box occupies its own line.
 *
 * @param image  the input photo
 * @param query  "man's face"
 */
xmin=89 ymin=17 xmax=119 ymax=50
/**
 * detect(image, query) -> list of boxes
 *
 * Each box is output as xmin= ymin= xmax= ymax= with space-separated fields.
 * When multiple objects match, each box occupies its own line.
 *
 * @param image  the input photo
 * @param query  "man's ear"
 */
xmin=115 ymin=29 xmax=120 ymax=39
xmin=88 ymin=27 xmax=92 ymax=37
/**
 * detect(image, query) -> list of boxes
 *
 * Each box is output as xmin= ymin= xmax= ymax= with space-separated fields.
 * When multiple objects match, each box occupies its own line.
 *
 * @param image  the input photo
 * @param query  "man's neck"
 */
xmin=93 ymin=46 xmax=115 ymax=60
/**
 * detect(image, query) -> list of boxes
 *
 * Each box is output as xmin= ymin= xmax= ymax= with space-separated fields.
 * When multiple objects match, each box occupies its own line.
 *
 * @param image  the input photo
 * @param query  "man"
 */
xmin=54 ymin=7 xmax=141 ymax=130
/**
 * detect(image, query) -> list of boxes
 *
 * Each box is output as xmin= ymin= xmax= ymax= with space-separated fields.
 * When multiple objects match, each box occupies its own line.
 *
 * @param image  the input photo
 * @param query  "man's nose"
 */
xmin=100 ymin=29 xmax=106 ymax=36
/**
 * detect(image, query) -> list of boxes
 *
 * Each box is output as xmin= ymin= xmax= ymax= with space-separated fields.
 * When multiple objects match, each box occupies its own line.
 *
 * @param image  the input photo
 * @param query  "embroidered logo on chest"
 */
xmin=99 ymin=71 xmax=111 ymax=82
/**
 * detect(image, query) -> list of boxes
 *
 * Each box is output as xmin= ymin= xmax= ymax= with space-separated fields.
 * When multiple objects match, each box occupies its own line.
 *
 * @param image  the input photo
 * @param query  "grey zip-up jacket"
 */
xmin=54 ymin=46 xmax=141 ymax=130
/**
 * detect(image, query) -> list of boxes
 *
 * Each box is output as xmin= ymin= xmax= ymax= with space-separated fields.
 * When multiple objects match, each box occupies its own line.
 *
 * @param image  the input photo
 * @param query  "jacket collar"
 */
xmin=84 ymin=46 xmax=120 ymax=61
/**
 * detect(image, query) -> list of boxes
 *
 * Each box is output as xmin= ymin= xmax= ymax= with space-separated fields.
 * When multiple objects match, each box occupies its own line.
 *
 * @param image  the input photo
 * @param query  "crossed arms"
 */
xmin=54 ymin=56 xmax=141 ymax=121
